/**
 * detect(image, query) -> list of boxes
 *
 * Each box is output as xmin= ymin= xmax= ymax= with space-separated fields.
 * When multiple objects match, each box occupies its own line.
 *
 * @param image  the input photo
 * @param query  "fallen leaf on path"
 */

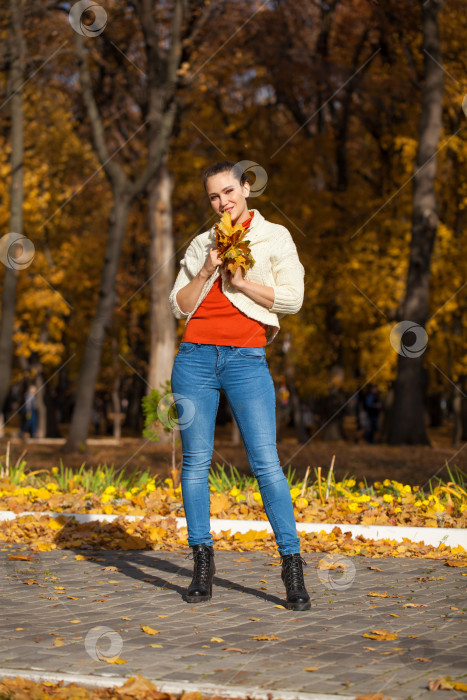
xmin=403 ymin=603 xmax=428 ymax=608
xmin=444 ymin=560 xmax=467 ymax=567
xmin=368 ymin=591 xmax=389 ymax=597
xmin=363 ymin=630 xmax=398 ymax=641
xmin=252 ymin=633 xmax=280 ymax=641
xmin=417 ymin=576 xmax=445 ymax=581
xmin=141 ymin=625 xmax=160 ymax=635
xmin=428 ymin=677 xmax=467 ymax=691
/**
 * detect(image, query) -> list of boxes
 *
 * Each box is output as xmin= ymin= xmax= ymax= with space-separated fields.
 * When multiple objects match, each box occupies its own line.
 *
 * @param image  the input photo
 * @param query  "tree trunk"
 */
xmin=147 ymin=156 xmax=176 ymax=392
xmin=65 ymin=2 xmax=185 ymax=450
xmin=387 ymin=0 xmax=444 ymax=445
xmin=66 ymin=196 xmax=130 ymax=450
xmin=0 ymin=0 xmax=25 ymax=428
xmin=111 ymin=337 xmax=122 ymax=441
xmin=282 ymin=333 xmax=308 ymax=443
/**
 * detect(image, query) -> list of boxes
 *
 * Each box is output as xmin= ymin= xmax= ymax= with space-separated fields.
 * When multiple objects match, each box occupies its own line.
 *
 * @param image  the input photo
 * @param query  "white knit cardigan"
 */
xmin=168 ymin=208 xmax=305 ymax=345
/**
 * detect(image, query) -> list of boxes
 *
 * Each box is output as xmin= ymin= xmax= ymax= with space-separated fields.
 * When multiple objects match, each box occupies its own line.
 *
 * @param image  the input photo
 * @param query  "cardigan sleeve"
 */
xmin=268 ymin=227 xmax=305 ymax=315
xmin=168 ymin=238 xmax=205 ymax=320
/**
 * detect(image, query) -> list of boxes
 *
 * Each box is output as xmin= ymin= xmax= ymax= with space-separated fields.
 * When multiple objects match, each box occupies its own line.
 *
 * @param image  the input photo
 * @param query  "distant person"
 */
xmin=169 ymin=160 xmax=310 ymax=611
xmin=355 ymin=394 xmax=370 ymax=443
xmin=91 ymin=400 xmax=102 ymax=435
xmin=363 ymin=384 xmax=382 ymax=444
xmin=21 ymin=385 xmax=38 ymax=438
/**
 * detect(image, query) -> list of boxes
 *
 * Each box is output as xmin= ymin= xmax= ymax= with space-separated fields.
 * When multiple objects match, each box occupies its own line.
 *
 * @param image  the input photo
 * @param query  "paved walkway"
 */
xmin=1 ymin=546 xmax=466 ymax=699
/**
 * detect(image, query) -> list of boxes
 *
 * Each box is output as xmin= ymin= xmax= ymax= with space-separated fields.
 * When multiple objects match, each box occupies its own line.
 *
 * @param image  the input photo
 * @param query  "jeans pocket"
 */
xmin=177 ymin=342 xmax=197 ymax=354
xmin=237 ymin=347 xmax=266 ymax=358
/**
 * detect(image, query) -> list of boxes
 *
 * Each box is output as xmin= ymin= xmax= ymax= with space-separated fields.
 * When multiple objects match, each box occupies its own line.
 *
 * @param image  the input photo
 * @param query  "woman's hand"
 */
xmin=226 ymin=266 xmax=246 ymax=289
xmin=201 ymin=247 xmax=223 ymax=277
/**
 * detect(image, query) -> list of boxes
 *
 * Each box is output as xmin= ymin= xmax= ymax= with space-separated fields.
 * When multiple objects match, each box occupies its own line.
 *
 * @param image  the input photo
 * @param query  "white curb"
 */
xmin=0 ymin=667 xmax=361 ymax=700
xmin=0 ymin=510 xmax=465 ymax=548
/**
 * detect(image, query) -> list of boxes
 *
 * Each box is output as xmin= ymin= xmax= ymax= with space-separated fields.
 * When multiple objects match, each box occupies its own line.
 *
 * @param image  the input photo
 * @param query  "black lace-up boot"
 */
xmin=185 ymin=544 xmax=215 ymax=603
xmin=281 ymin=552 xmax=311 ymax=611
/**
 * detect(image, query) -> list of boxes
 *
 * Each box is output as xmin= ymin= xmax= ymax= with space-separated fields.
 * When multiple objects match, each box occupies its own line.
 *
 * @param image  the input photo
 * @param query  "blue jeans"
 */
xmin=170 ymin=342 xmax=301 ymax=556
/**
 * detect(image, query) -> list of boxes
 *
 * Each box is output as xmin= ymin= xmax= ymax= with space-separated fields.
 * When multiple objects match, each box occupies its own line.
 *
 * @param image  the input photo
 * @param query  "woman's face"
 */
xmin=206 ymin=171 xmax=250 ymax=225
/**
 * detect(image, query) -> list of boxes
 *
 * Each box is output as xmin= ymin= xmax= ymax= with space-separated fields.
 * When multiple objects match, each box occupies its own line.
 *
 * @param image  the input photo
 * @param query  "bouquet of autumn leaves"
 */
xmin=214 ymin=211 xmax=255 ymax=275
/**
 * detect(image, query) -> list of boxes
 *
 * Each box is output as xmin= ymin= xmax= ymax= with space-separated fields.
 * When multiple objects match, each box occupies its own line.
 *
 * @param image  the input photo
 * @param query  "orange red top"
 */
xmin=181 ymin=211 xmax=268 ymax=347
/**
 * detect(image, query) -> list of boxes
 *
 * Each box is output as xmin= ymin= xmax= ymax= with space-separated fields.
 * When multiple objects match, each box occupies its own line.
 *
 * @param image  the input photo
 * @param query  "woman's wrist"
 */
xmin=198 ymin=267 xmax=214 ymax=281
xmin=234 ymin=276 xmax=275 ymax=309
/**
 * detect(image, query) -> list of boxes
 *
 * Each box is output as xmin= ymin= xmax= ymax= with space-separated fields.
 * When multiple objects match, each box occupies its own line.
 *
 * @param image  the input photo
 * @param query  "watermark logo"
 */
xmin=85 ymin=626 xmax=123 ymax=662
xmin=157 ymin=392 xmax=196 ymax=430
xmin=232 ymin=160 xmax=268 ymax=197
xmin=69 ymin=1 xmax=108 ymax=37
xmin=0 ymin=233 xmax=35 ymax=270
xmin=317 ymin=554 xmax=356 ymax=591
xmin=390 ymin=321 xmax=428 ymax=358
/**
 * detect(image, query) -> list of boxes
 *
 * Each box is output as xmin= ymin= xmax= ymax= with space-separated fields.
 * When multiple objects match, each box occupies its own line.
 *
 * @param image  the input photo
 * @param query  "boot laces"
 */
xmin=186 ymin=547 xmax=212 ymax=582
xmin=282 ymin=554 xmax=307 ymax=589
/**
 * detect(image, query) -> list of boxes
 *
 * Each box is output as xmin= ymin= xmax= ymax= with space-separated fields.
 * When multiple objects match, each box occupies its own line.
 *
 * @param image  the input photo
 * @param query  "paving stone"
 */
xmin=1 ymin=547 xmax=466 ymax=697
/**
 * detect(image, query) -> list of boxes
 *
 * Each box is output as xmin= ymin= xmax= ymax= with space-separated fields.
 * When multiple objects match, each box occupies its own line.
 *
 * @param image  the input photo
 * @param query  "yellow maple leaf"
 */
xmin=103 ymin=656 xmax=126 ymax=664
xmin=47 ymin=518 xmax=63 ymax=530
xmin=141 ymin=625 xmax=159 ymax=635
xmin=444 ymin=560 xmax=467 ymax=567
xmin=214 ymin=211 xmax=255 ymax=275
xmin=362 ymin=629 xmax=398 ymax=641
xmin=210 ymin=492 xmax=230 ymax=515
xmin=451 ymin=681 xmax=467 ymax=691
xmin=234 ymin=529 xmax=269 ymax=542
xmin=148 ymin=526 xmax=166 ymax=542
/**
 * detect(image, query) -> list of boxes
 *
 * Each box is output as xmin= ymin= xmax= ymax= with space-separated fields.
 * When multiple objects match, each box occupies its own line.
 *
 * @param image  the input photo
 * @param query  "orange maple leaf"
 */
xmin=214 ymin=211 xmax=255 ymax=275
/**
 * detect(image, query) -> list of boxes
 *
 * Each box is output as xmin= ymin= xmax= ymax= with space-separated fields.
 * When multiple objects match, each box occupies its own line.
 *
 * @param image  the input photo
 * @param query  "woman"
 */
xmin=169 ymin=161 xmax=310 ymax=611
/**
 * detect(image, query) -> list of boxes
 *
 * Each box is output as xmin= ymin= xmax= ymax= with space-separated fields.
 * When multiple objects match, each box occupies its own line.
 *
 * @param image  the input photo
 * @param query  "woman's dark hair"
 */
xmin=202 ymin=161 xmax=248 ymax=190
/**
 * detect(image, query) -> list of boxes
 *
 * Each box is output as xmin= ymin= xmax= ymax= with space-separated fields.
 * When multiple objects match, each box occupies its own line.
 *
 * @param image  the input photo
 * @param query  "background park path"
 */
xmin=1 ymin=547 xmax=466 ymax=699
